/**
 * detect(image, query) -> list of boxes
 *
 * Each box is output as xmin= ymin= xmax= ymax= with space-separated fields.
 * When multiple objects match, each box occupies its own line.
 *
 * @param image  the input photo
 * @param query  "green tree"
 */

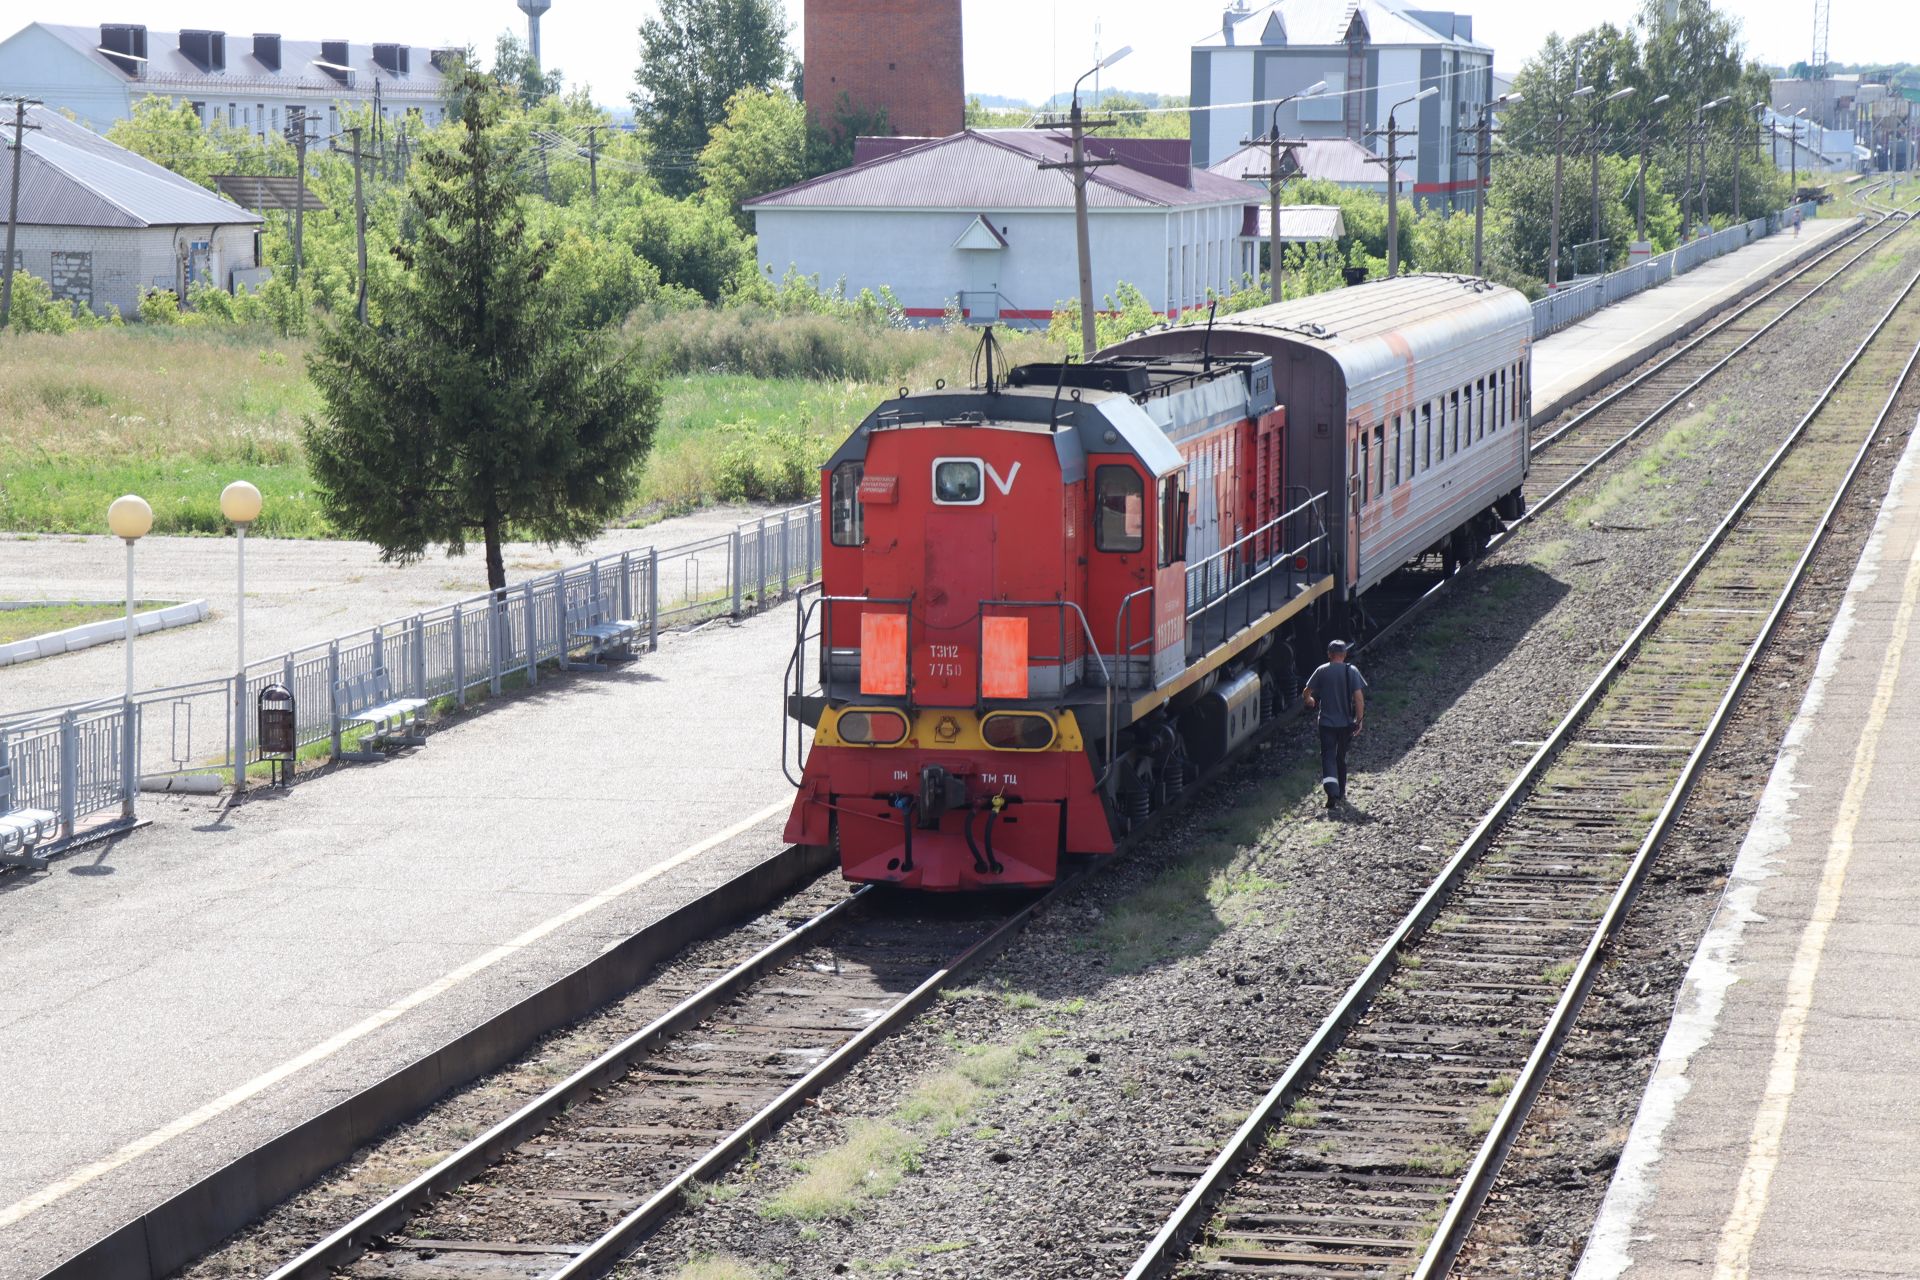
xmin=493 ymin=32 xmax=563 ymax=108
xmin=804 ymin=91 xmax=889 ymax=177
xmin=304 ymin=73 xmax=659 ymax=593
xmin=107 ymin=95 xmax=294 ymax=190
xmin=632 ymin=0 xmax=791 ymax=196
xmin=699 ymin=88 xmax=807 ymax=228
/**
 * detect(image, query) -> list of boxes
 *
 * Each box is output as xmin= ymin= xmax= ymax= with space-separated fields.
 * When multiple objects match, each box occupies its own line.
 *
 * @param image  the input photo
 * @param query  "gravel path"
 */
xmin=0 ymin=504 xmax=784 ymax=718
xmin=594 ymin=233 xmax=1920 ymax=1277
xmin=1449 ymin=339 xmax=1920 ymax=1279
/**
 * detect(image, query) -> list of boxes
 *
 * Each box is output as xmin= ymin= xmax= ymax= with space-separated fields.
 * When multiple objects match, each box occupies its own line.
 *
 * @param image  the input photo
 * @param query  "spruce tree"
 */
xmin=305 ymin=72 xmax=658 ymax=593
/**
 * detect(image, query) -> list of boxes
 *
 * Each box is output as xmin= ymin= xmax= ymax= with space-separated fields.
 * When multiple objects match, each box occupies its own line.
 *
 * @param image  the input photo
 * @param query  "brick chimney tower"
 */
xmin=805 ymin=0 xmax=964 ymax=139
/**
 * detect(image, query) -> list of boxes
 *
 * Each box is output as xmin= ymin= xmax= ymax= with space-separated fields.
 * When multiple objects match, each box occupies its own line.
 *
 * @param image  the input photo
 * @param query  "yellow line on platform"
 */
xmin=0 ymin=797 xmax=792 ymax=1231
xmin=1711 ymin=537 xmax=1920 ymax=1278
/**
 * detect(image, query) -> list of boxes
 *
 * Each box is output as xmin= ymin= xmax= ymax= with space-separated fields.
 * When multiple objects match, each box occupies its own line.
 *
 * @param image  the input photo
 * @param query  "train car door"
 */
xmin=923 ymin=509 xmax=994 ymax=705
xmin=1345 ymin=416 xmax=1363 ymax=592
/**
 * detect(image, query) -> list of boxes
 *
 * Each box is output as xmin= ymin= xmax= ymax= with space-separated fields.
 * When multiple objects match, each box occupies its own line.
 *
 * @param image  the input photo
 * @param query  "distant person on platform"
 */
xmin=1303 ymin=639 xmax=1368 ymax=812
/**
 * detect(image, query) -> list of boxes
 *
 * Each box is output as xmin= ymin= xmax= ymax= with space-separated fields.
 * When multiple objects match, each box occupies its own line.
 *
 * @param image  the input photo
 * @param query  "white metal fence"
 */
xmin=1531 ymin=202 xmax=1822 ymax=340
xmin=1 ymin=503 xmax=822 ymax=862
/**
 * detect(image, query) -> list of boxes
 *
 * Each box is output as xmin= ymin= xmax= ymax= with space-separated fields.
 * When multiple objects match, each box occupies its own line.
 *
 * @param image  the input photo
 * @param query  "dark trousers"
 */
xmin=1319 ymin=725 xmax=1354 ymax=796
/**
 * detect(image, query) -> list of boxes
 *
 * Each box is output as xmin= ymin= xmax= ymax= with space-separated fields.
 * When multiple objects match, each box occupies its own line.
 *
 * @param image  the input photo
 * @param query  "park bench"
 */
xmin=332 ymin=667 xmax=428 ymax=762
xmin=0 ymin=763 xmax=58 ymax=870
xmin=563 ymin=592 xmax=644 ymax=669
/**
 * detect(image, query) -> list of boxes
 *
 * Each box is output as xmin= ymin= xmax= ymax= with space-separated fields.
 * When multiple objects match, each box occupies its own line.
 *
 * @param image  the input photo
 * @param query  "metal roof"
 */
xmin=1203 ymin=0 xmax=1490 ymax=51
xmin=30 ymin=22 xmax=449 ymax=97
xmin=0 ymin=107 xmax=262 ymax=228
xmin=213 ymin=173 xmax=326 ymax=212
xmin=1210 ymin=137 xmax=1404 ymax=187
xmin=746 ymin=130 xmax=1257 ymax=212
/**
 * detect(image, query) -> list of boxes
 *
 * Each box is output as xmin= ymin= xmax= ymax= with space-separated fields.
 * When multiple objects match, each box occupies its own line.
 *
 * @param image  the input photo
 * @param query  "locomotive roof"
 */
xmin=824 ymin=380 xmax=1189 ymax=481
xmin=1104 ymin=274 xmax=1533 ymax=388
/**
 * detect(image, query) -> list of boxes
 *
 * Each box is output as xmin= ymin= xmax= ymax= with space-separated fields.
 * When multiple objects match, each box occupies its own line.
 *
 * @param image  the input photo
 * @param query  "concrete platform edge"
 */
xmin=36 ymin=839 xmax=835 ymax=1280
xmin=0 ymin=601 xmax=210 ymax=669
xmin=1570 ymin=408 xmax=1920 ymax=1280
xmin=1532 ymin=219 xmax=1864 ymax=424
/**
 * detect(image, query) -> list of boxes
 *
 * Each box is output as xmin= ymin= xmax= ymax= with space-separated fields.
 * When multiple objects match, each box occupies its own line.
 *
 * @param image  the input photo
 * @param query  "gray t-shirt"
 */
xmin=1305 ymin=661 xmax=1368 ymax=728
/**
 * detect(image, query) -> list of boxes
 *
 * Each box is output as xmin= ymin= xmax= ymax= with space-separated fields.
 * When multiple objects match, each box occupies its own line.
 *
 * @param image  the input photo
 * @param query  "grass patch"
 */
xmin=853 ymin=1242 xmax=971 ymax=1273
xmin=674 ymin=1256 xmax=781 ymax=1280
xmin=1540 ymin=959 xmax=1578 ymax=986
xmin=0 ymin=601 xmax=166 ymax=643
xmin=1558 ymin=401 xmax=1723 ymax=530
xmin=762 ymin=1120 xmax=921 ymax=1221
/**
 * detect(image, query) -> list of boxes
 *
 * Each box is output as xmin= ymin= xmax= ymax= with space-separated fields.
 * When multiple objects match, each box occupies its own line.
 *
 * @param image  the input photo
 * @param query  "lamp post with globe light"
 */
xmin=222 ymin=481 xmax=263 ymax=793
xmin=107 ymin=494 xmax=152 ymax=817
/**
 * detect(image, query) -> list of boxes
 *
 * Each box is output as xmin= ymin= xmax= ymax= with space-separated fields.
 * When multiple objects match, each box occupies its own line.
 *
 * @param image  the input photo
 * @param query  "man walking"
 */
xmin=1303 ymin=639 xmax=1368 ymax=811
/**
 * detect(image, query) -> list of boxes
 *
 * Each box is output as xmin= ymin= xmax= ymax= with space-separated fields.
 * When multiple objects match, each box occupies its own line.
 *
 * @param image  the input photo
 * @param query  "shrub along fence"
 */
xmin=0 ymin=503 xmax=821 ymax=866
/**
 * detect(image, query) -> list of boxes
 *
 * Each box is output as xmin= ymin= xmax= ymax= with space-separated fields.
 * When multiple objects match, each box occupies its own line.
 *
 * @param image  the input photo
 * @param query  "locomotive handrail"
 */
xmin=782 ymin=591 xmax=914 ymax=787
xmin=1182 ymin=489 xmax=1331 ymax=612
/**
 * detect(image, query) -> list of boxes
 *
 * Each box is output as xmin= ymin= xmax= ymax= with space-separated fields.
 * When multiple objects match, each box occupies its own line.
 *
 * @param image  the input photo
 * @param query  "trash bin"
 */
xmin=257 ymin=683 xmax=296 ymax=783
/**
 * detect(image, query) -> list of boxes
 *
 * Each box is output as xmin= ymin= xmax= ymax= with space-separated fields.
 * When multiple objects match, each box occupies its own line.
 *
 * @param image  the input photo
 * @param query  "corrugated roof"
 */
xmin=34 ymin=23 xmax=448 ymax=97
xmin=1210 ymin=137 xmax=1404 ymax=186
xmin=746 ymin=130 xmax=1256 ymax=211
xmin=1210 ymin=274 xmax=1521 ymax=350
xmin=1203 ymin=0 xmax=1488 ymax=50
xmin=0 ymin=107 xmax=261 ymax=228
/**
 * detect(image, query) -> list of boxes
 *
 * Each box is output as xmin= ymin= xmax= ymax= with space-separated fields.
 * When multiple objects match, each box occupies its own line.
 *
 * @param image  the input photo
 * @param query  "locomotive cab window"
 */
xmin=1095 ymin=465 xmax=1145 ymax=552
xmin=933 ymin=458 xmax=984 ymax=505
xmin=831 ymin=461 xmax=864 ymax=547
xmin=1158 ymin=476 xmax=1188 ymax=566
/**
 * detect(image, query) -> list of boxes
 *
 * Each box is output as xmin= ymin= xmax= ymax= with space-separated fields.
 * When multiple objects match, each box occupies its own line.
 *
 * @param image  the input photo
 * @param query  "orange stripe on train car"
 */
xmin=860 ymin=612 xmax=908 ymax=696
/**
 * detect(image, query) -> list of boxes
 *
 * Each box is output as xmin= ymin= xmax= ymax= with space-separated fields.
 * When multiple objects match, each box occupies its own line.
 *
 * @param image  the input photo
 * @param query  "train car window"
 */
xmin=1392 ymin=416 xmax=1403 ymax=487
xmin=1373 ymin=424 xmax=1386 ymax=498
xmin=1450 ymin=390 xmax=1462 ymax=455
xmin=1359 ymin=435 xmax=1370 ymax=507
xmin=933 ymin=458 xmax=984 ymax=505
xmin=1158 ymin=477 xmax=1188 ymax=566
xmin=1095 ymin=465 xmax=1145 ymax=553
xmin=1475 ymin=377 xmax=1487 ymax=440
xmin=830 ymin=461 xmax=864 ymax=547
xmin=1423 ymin=403 xmax=1434 ymax=467
xmin=1496 ymin=369 xmax=1506 ymax=430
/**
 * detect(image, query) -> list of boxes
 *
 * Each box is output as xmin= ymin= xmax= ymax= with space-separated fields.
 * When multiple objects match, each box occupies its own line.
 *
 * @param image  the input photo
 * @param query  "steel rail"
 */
xmin=1415 ymin=266 xmax=1920 ymax=1280
xmin=1122 ymin=218 xmax=1920 ymax=1280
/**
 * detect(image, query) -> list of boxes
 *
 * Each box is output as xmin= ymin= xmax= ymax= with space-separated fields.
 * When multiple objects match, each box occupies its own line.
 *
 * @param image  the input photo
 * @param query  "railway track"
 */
xmin=1121 ymin=221 xmax=1920 ymax=1279
xmin=1520 ymin=187 xmax=1918 ymax=512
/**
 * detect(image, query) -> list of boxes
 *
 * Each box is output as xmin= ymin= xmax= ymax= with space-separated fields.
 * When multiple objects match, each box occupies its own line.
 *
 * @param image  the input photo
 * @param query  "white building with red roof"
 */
xmin=742 ymin=130 xmax=1261 ymax=324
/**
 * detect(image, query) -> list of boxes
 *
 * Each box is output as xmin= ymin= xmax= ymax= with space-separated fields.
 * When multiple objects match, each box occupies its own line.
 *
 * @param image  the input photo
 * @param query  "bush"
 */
xmin=4 ymin=272 xmax=120 ymax=333
xmin=712 ymin=420 xmax=817 ymax=502
xmin=138 ymin=287 xmax=181 ymax=325
xmin=636 ymin=306 xmax=950 ymax=381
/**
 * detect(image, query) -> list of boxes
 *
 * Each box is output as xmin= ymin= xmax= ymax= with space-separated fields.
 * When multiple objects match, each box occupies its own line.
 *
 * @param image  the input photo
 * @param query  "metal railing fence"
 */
xmin=1 ymin=503 xmax=821 ymax=858
xmin=1531 ymin=202 xmax=1822 ymax=340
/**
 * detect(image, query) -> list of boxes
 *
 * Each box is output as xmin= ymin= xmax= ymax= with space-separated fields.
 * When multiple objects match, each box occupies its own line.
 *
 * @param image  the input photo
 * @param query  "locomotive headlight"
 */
xmin=982 ymin=712 xmax=1057 ymax=751
xmin=836 ymin=709 xmax=909 ymax=746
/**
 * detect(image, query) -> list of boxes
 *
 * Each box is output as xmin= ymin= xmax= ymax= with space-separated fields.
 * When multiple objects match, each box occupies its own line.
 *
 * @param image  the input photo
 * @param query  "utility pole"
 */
xmin=1041 ymin=45 xmax=1129 ymax=354
xmin=1 ymin=97 xmax=42 ymax=331
xmin=333 ymin=125 xmax=372 ymax=324
xmin=1467 ymin=91 xmax=1519 ymax=278
xmin=1731 ymin=120 xmax=1741 ymax=221
xmin=1246 ymin=133 xmax=1308 ymax=301
xmin=285 ymin=107 xmax=312 ymax=292
xmin=1634 ymin=94 xmax=1670 ymax=249
xmin=1589 ymin=87 xmax=1635 ymax=270
xmin=587 ymin=124 xmax=601 ymax=200
xmin=1367 ymin=86 xmax=1432 ymax=278
xmin=1550 ymin=85 xmax=1595 ymax=289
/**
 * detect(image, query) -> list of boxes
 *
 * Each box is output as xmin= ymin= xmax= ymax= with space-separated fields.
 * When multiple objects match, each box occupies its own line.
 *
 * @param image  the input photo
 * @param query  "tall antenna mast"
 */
xmin=1810 ymin=0 xmax=1830 ymax=79
xmin=1093 ymin=16 xmax=1103 ymax=107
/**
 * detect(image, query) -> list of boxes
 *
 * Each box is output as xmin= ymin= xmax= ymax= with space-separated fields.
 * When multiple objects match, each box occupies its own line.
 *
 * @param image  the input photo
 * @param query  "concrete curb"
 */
xmin=0 ymin=601 xmax=210 ymax=668
xmin=37 ymin=839 xmax=833 ymax=1280
xmin=1532 ymin=218 xmax=1865 ymax=425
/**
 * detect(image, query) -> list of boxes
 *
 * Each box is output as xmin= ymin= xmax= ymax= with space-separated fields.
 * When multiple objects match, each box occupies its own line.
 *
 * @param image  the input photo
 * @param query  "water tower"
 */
xmin=518 ymin=0 xmax=551 ymax=67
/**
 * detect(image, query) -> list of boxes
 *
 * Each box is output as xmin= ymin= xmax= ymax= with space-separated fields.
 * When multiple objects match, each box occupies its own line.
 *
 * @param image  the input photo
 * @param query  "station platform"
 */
xmin=1575 ymin=410 xmax=1920 ymax=1278
xmin=1532 ymin=216 xmax=1858 ymax=422
xmin=0 ymin=605 xmax=803 ymax=1280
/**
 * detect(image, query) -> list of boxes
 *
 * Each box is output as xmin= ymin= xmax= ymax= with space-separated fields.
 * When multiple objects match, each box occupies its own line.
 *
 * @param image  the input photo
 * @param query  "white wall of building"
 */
xmin=0 ymin=25 xmax=132 ymax=131
xmin=1205 ymin=50 xmax=1257 ymax=170
xmin=754 ymin=204 xmax=1251 ymax=320
xmin=7 ymin=223 xmax=258 ymax=318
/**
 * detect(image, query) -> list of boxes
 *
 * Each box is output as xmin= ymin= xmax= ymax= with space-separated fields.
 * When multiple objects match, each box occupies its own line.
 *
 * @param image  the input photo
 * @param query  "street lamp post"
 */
xmin=1471 ymin=91 xmax=1522 ymax=277
xmin=107 ymin=494 xmax=152 ymax=819
xmin=1589 ymin=86 xmax=1636 ymax=270
xmin=1681 ymin=96 xmax=1730 ymax=241
xmin=1790 ymin=107 xmax=1808 ymax=201
xmin=1064 ymin=45 xmax=1132 ymax=357
xmin=222 ymin=480 xmax=263 ymax=795
xmin=1263 ymin=79 xmax=1327 ymax=303
xmin=1550 ymin=84 xmax=1596 ymax=289
xmin=1635 ymin=93 xmax=1671 ymax=248
xmin=1384 ymin=85 xmax=1438 ymax=279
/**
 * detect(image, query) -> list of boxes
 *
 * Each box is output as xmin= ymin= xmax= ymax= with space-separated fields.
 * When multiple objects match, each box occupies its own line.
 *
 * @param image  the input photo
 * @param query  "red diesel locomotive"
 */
xmin=783 ymin=274 xmax=1534 ymax=890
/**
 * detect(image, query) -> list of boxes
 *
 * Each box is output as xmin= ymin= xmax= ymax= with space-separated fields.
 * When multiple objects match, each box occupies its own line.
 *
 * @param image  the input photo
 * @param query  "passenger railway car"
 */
xmin=783 ymin=275 xmax=1533 ymax=891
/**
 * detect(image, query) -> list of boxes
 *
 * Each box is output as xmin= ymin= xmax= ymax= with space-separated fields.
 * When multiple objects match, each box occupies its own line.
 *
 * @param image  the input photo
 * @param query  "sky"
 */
xmin=32 ymin=1 xmax=1920 ymax=109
